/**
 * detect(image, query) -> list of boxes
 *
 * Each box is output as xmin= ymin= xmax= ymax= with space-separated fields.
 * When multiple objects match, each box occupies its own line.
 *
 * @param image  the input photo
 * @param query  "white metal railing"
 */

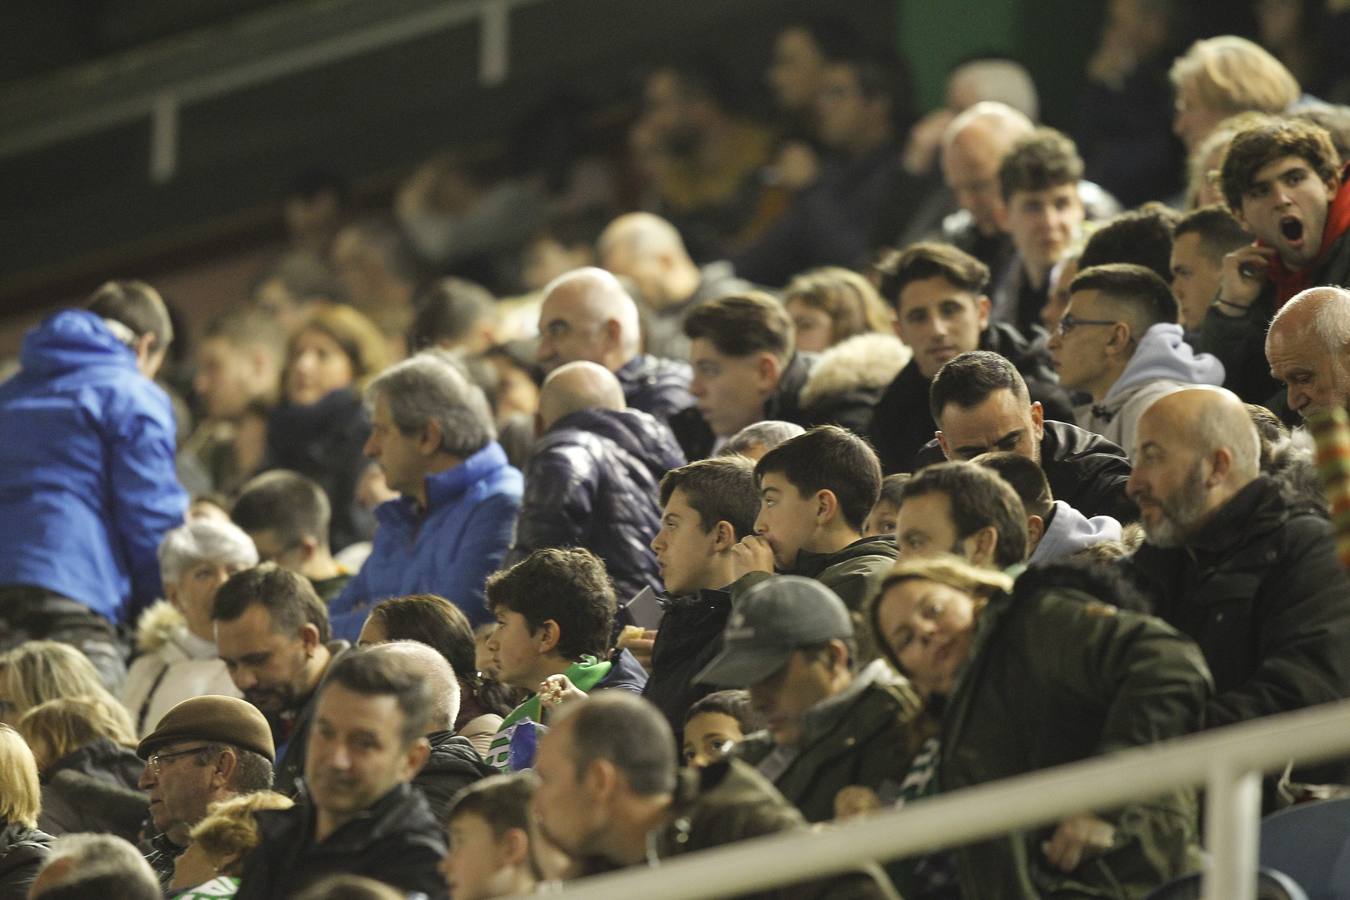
xmin=543 ymin=698 xmax=1350 ymax=900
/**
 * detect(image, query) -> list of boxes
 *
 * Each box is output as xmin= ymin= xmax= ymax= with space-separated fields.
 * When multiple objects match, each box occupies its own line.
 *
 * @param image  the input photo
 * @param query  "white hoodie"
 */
xmin=1080 ymin=323 xmax=1225 ymax=454
xmin=1030 ymin=500 xmax=1123 ymax=564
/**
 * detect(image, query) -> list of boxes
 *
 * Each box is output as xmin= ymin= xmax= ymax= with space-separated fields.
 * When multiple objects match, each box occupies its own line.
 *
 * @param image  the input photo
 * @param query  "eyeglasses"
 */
xmin=1056 ymin=314 xmax=1120 ymax=336
xmin=148 ymin=745 xmax=212 ymax=775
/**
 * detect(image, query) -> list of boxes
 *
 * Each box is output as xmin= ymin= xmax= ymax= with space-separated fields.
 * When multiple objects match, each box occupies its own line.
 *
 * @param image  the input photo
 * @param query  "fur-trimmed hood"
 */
xmin=134 ymin=600 xmax=186 ymax=653
xmin=798 ymin=333 xmax=911 ymax=410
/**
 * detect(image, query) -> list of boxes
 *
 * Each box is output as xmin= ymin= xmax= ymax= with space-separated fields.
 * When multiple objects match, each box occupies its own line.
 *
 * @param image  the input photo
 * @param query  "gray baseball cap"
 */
xmin=695 ymin=576 xmax=853 ymax=688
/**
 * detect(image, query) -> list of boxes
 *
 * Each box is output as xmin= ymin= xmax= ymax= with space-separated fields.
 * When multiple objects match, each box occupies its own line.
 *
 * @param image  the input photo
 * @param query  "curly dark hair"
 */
xmin=485 ymin=548 xmax=616 ymax=661
xmin=1221 ymin=119 xmax=1340 ymax=212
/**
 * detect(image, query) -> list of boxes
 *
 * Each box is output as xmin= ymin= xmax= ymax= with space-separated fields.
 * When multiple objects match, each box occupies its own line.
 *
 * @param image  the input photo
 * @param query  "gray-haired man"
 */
xmin=329 ymin=352 xmax=523 ymax=639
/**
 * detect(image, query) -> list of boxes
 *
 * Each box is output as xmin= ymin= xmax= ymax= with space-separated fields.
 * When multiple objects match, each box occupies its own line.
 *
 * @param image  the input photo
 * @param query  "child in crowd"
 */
xmin=681 ymin=689 xmax=759 ymax=768
xmin=441 ymin=773 xmax=544 ymax=900
xmin=863 ymin=473 xmax=910 ymax=537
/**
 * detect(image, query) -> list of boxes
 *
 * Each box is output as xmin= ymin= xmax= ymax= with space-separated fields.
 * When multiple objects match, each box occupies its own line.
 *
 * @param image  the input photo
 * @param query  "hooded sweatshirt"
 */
xmin=1082 ymin=323 xmax=1224 ymax=453
xmin=1029 ymin=501 xmax=1123 ymax=565
xmin=121 ymin=601 xmax=241 ymax=737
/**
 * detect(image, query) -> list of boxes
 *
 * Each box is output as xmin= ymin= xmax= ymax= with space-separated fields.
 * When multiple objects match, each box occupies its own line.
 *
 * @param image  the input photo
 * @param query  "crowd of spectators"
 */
xmin=9 ymin=4 xmax=1350 ymax=898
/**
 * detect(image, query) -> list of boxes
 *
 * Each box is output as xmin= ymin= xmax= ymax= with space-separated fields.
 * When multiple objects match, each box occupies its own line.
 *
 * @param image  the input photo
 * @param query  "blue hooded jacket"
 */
xmin=0 ymin=310 xmax=186 ymax=623
xmin=330 ymin=441 xmax=522 ymax=638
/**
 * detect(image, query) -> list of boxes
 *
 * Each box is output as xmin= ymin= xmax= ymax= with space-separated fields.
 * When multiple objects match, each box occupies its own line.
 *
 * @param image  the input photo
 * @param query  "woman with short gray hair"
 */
xmin=121 ymin=520 xmax=258 ymax=736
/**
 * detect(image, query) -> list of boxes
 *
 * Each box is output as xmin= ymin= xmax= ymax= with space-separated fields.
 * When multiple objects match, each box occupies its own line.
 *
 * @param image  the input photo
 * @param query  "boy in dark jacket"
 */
xmin=732 ymin=425 xmax=897 ymax=613
xmin=643 ymin=456 xmax=763 ymax=740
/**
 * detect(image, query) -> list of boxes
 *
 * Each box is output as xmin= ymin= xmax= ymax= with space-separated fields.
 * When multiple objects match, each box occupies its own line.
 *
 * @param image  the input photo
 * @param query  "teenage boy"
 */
xmin=732 ymin=425 xmax=895 ymax=612
xmin=643 ymin=456 xmax=762 ymax=738
xmin=482 ymin=548 xmax=646 ymax=771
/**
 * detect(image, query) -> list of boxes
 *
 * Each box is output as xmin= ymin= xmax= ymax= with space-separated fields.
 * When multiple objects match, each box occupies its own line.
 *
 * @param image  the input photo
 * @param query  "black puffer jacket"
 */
xmin=265 ymin=387 xmax=373 ymax=551
xmin=616 ymin=354 xmax=694 ymax=423
xmin=917 ymin=419 xmax=1136 ymax=523
xmin=509 ymin=407 xmax=685 ymax=601
xmin=37 ymin=738 xmax=147 ymax=842
xmin=413 ymin=730 xmax=496 ymax=822
xmin=0 ymin=824 xmax=50 ymax=900
xmin=872 ymin=323 xmax=1076 ymax=475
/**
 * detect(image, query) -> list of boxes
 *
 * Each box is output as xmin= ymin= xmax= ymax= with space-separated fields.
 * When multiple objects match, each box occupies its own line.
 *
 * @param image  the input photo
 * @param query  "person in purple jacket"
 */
xmin=0 ymin=281 xmax=187 ymax=689
xmin=329 ymin=352 xmax=522 ymax=639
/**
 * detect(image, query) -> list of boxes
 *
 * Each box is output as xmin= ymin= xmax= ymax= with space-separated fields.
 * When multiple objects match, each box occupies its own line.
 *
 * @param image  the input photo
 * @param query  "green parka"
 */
xmin=939 ymin=576 xmax=1213 ymax=899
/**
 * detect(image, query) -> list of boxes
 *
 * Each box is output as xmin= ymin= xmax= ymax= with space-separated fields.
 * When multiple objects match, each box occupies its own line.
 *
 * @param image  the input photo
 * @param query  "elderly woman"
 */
xmin=122 ymin=519 xmax=257 ymax=736
xmin=0 ymin=724 xmax=51 ymax=900
xmin=868 ymin=556 xmax=1212 ymax=900
xmin=169 ymin=791 xmax=294 ymax=899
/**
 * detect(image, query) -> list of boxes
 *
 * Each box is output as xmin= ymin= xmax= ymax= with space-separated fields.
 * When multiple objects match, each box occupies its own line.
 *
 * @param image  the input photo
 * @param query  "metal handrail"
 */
xmin=541 ymin=697 xmax=1350 ymax=900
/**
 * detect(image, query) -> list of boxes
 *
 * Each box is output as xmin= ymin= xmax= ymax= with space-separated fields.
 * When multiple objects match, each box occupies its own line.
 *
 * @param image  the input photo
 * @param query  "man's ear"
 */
xmin=755 ymin=352 xmax=783 ymax=392
xmin=299 ymin=622 xmax=322 ymax=654
xmin=965 ymin=525 xmax=1000 ymax=568
xmin=298 ymin=536 xmax=320 ymax=564
xmin=403 ymin=736 xmax=431 ymax=778
xmin=1107 ymin=322 xmax=1133 ymax=356
xmin=711 ymin=520 xmax=738 ymax=553
xmin=212 ymin=748 xmax=239 ymax=790
xmin=1208 ymin=447 xmax=1233 ymax=485
xmin=1029 ymin=401 xmax=1045 ymax=441
xmin=936 ymin=430 xmax=952 ymax=460
xmin=418 ymin=420 xmax=443 ymax=456
xmin=1026 ymin=515 xmax=1045 ymax=554
xmin=584 ymin=757 xmax=618 ymax=802
xmin=976 ymin=295 xmax=992 ymax=331
xmin=603 ymin=317 xmax=623 ymax=349
xmin=814 ymin=489 xmax=840 ymax=527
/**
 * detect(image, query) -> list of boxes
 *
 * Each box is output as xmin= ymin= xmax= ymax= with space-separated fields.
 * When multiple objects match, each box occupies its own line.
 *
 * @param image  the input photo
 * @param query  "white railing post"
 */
xmin=1201 ymin=764 xmax=1263 ymax=900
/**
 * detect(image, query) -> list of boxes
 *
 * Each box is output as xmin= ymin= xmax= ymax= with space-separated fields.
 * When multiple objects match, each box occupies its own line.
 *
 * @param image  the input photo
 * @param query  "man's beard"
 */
xmin=1141 ymin=462 xmax=1209 ymax=549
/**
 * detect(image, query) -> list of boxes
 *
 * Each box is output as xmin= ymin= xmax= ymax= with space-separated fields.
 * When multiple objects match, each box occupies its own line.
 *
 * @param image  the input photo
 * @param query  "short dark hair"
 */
xmin=1221 ymin=119 xmax=1340 ymax=212
xmin=900 ymin=462 xmax=1028 ymax=569
xmin=877 ymin=473 xmax=912 ymax=508
xmin=447 ymin=771 xmax=535 ymax=835
xmin=366 ymin=595 xmax=476 ymax=689
xmin=755 ymin=425 xmax=882 ymax=532
xmin=875 ymin=241 xmax=990 ymax=309
xmin=1078 ymin=203 xmax=1181 ymax=283
xmin=1069 ymin=263 xmax=1180 ymax=331
xmin=1174 ymin=205 xmax=1253 ymax=261
xmin=86 ymin=280 xmax=174 ymax=353
xmin=231 ymin=471 xmax=332 ymax=554
xmin=684 ymin=689 xmax=761 ymax=733
xmin=210 ymin=563 xmax=331 ymax=644
xmin=973 ymin=451 xmax=1053 ymax=519
xmin=408 ymin=277 xmax=497 ymax=353
xmin=999 ymin=127 xmax=1084 ymax=202
xmin=485 ymin=549 xmax=615 ymax=661
xmin=928 ymin=351 xmax=1030 ymax=424
xmin=683 ymin=292 xmax=794 ymax=361
xmin=563 ymin=693 xmax=677 ymax=796
xmin=324 ymin=646 xmax=435 ymax=746
xmin=659 ymin=456 xmax=760 ymax=539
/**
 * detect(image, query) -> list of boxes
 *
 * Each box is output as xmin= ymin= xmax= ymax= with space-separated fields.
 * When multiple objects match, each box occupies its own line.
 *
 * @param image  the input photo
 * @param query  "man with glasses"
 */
xmin=136 ymin=695 xmax=276 ymax=890
xmin=1049 ymin=263 xmax=1223 ymax=453
xmin=918 ymin=350 xmax=1137 ymax=522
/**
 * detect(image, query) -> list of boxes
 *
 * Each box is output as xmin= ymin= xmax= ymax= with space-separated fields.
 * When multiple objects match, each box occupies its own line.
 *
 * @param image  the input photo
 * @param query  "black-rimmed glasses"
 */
xmin=1056 ymin=314 xmax=1119 ymax=336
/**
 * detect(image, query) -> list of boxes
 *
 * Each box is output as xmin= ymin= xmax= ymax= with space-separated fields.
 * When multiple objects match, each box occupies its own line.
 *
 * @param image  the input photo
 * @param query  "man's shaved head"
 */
xmin=1267 ymin=286 xmax=1350 ymax=417
xmin=538 ymin=361 xmax=627 ymax=430
xmin=942 ymin=102 xmax=1036 ymax=237
xmin=1128 ymin=387 xmax=1260 ymax=548
xmin=538 ymin=267 xmax=642 ymax=372
xmin=598 ymin=212 xmax=689 ymax=262
xmin=596 ymin=212 xmax=700 ymax=309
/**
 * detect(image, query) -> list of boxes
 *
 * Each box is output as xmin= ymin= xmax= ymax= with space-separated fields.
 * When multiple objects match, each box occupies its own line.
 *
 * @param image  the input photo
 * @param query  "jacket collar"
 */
xmin=790 ymin=534 xmax=895 ymax=578
xmin=281 ymin=782 xmax=431 ymax=853
xmin=378 ymin=441 xmax=508 ymax=526
xmin=1183 ymin=476 xmax=1285 ymax=558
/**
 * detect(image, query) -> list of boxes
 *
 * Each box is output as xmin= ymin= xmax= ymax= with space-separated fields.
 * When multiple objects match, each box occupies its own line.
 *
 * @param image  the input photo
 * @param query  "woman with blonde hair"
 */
xmin=265 ymin=303 xmax=389 ymax=551
xmin=0 ymin=640 xmax=134 ymax=736
xmin=0 ymin=724 xmax=50 ymax=900
xmin=1169 ymin=35 xmax=1300 ymax=153
xmin=170 ymin=791 xmax=294 ymax=899
xmin=781 ymin=266 xmax=893 ymax=353
xmin=17 ymin=696 xmax=145 ymax=842
xmin=867 ymin=554 xmax=1212 ymax=899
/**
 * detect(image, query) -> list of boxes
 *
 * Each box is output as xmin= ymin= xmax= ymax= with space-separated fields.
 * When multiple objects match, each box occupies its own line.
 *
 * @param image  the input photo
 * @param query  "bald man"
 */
xmin=506 ymin=361 xmax=686 ymax=601
xmin=1266 ymin=286 xmax=1350 ymax=418
xmin=597 ymin=213 xmax=752 ymax=361
xmin=1125 ymin=387 xmax=1350 ymax=736
xmin=538 ymin=266 xmax=694 ymax=423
